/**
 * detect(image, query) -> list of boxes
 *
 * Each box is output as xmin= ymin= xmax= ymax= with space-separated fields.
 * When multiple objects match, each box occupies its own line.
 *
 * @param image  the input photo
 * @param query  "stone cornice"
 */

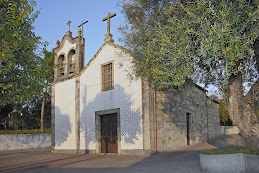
xmin=53 ymin=32 xmax=83 ymax=54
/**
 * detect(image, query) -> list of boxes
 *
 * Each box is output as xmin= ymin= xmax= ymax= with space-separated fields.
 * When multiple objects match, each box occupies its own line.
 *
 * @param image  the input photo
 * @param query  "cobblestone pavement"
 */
xmin=0 ymin=135 xmax=243 ymax=173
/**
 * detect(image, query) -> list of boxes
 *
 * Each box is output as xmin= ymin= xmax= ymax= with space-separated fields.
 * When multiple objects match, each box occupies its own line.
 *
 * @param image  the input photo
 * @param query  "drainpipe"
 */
xmin=206 ymin=97 xmax=209 ymax=141
xmin=154 ymin=89 xmax=157 ymax=151
xmin=152 ymin=68 xmax=157 ymax=152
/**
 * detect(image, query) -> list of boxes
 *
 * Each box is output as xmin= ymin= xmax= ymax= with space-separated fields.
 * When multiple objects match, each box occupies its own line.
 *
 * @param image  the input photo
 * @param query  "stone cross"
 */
xmin=78 ymin=20 xmax=88 ymax=36
xmin=102 ymin=12 xmax=116 ymax=34
xmin=67 ymin=20 xmax=71 ymax=31
xmin=78 ymin=20 xmax=88 ymax=44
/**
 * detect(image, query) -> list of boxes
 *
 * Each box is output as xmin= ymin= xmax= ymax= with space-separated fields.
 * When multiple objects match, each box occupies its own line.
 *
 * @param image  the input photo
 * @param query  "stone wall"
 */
xmin=0 ymin=134 xmax=51 ymax=151
xmin=155 ymin=84 xmax=220 ymax=151
xmin=207 ymin=99 xmax=220 ymax=139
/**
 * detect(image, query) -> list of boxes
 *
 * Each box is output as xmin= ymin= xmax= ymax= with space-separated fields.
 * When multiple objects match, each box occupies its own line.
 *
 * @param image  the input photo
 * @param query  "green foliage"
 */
xmin=218 ymin=99 xmax=231 ymax=125
xmin=120 ymin=0 xmax=258 ymax=91
xmin=38 ymin=49 xmax=54 ymax=132
xmin=0 ymin=1 xmax=53 ymax=131
xmin=0 ymin=129 xmax=51 ymax=134
xmin=20 ymin=94 xmax=51 ymax=130
xmin=40 ymin=48 xmax=55 ymax=89
xmin=0 ymin=94 xmax=51 ymax=130
xmin=202 ymin=146 xmax=259 ymax=155
xmin=0 ymin=0 xmax=43 ymax=106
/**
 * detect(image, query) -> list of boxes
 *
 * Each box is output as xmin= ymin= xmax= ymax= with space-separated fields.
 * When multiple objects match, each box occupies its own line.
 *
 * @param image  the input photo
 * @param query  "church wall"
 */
xmin=155 ymin=84 xmax=220 ymax=151
xmin=79 ymin=44 xmax=143 ymax=152
xmin=54 ymin=78 xmax=76 ymax=150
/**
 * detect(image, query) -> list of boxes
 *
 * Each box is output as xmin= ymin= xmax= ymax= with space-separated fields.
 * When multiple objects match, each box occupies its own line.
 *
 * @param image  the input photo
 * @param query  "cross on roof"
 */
xmin=102 ymin=12 xmax=116 ymax=35
xmin=67 ymin=20 xmax=71 ymax=31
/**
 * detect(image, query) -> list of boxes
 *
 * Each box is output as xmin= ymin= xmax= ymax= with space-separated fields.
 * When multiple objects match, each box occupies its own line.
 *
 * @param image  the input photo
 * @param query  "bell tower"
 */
xmin=53 ymin=20 xmax=85 ymax=82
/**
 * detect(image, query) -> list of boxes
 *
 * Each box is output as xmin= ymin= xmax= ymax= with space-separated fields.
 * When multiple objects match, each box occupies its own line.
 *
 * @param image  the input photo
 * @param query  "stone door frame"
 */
xmin=95 ymin=108 xmax=121 ymax=154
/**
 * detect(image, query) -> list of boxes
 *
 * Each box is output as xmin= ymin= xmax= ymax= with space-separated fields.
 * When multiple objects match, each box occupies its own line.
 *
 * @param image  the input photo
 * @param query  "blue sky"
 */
xmin=33 ymin=0 xmax=223 ymax=96
xmin=34 ymin=0 xmax=124 ymax=64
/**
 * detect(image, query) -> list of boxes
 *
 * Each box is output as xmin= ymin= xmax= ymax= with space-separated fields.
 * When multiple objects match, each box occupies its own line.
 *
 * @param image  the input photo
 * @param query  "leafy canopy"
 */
xmin=218 ymin=99 xmax=230 ymax=124
xmin=0 ymin=0 xmax=43 ymax=105
xmin=120 ymin=0 xmax=258 ymax=91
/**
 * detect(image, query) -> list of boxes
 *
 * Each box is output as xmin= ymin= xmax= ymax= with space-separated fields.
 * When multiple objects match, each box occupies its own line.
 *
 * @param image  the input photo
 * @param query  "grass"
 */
xmin=202 ymin=146 xmax=259 ymax=155
xmin=0 ymin=129 xmax=51 ymax=134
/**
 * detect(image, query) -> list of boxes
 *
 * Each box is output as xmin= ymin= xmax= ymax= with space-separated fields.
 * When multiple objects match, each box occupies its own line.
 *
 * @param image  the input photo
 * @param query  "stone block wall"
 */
xmin=155 ymin=84 xmax=220 ymax=151
xmin=207 ymin=99 xmax=220 ymax=139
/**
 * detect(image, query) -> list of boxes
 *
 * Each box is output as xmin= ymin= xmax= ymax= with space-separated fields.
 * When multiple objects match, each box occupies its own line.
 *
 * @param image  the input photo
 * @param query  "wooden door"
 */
xmin=101 ymin=113 xmax=118 ymax=153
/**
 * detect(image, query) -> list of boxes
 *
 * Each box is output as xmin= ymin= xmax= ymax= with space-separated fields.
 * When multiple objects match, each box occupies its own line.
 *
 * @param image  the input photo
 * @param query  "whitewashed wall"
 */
xmin=55 ymin=78 xmax=76 ymax=149
xmin=80 ymin=44 xmax=143 ymax=150
xmin=57 ymin=40 xmax=76 ymax=57
xmin=0 ymin=134 xmax=51 ymax=150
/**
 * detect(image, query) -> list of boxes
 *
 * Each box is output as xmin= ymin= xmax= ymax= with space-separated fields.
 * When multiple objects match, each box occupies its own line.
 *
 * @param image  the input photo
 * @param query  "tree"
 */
xmin=120 ymin=0 xmax=259 ymax=147
xmin=0 ymin=104 xmax=13 ymax=130
xmin=20 ymin=94 xmax=51 ymax=130
xmin=39 ymin=49 xmax=54 ymax=132
xmin=0 ymin=0 xmax=43 ymax=106
xmin=218 ymin=99 xmax=232 ymax=126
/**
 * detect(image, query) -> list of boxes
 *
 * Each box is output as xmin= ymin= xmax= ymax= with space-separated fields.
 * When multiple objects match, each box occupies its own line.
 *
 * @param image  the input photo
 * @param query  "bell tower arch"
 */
xmin=53 ymin=22 xmax=85 ymax=82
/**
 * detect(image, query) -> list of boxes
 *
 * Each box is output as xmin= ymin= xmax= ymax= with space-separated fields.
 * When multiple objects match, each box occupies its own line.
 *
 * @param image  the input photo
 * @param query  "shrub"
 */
xmin=202 ymin=146 xmax=259 ymax=155
xmin=0 ymin=129 xmax=51 ymax=134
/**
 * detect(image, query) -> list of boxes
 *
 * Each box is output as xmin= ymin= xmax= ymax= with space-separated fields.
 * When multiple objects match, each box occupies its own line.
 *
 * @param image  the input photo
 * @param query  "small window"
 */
xmin=102 ymin=62 xmax=113 ymax=91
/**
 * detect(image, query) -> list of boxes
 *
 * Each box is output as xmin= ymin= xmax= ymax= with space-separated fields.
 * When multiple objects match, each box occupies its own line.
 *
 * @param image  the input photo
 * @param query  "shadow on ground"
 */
xmin=0 ymin=135 xmax=244 ymax=173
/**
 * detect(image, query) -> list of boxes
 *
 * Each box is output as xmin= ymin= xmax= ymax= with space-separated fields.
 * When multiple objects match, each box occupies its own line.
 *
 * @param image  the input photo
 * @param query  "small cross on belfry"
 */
xmin=102 ymin=12 xmax=116 ymax=35
xmin=78 ymin=20 xmax=88 ymax=36
xmin=78 ymin=20 xmax=88 ymax=44
xmin=67 ymin=20 xmax=71 ymax=32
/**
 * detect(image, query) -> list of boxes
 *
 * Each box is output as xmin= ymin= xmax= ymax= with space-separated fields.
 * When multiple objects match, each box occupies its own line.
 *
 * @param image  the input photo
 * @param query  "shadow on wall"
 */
xmin=55 ymin=107 xmax=72 ymax=147
xmin=80 ymin=84 xmax=142 ymax=150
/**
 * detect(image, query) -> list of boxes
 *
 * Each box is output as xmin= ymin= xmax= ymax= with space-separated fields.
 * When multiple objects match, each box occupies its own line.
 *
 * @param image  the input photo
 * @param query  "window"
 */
xmin=102 ymin=62 xmax=113 ymax=91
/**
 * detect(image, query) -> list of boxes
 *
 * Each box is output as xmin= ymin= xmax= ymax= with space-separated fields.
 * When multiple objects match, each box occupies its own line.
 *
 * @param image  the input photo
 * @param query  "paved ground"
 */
xmin=0 ymin=135 xmax=244 ymax=173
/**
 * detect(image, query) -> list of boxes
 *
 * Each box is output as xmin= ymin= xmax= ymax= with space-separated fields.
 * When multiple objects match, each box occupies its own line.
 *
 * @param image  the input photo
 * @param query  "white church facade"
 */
xmin=51 ymin=14 xmax=220 ymax=155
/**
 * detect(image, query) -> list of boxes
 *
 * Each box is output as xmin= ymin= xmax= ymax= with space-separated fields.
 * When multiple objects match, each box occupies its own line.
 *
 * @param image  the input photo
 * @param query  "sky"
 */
xmin=32 ymin=0 xmax=222 ymax=96
xmin=33 ymin=0 xmax=124 ymax=64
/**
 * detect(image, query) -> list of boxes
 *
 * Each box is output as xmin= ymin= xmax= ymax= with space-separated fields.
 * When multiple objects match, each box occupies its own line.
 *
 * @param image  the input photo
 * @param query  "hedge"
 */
xmin=202 ymin=146 xmax=259 ymax=155
xmin=0 ymin=129 xmax=51 ymax=134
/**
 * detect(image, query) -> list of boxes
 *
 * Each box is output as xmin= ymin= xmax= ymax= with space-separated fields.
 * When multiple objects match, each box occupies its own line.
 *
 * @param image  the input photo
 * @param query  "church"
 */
xmin=51 ymin=13 xmax=220 ymax=155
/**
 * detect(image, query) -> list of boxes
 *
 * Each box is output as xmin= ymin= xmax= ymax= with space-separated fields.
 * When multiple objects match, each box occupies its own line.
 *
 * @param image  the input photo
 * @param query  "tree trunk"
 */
xmin=41 ymin=94 xmax=46 ymax=133
xmin=4 ymin=117 xmax=6 ymax=130
xmin=228 ymin=73 xmax=259 ymax=148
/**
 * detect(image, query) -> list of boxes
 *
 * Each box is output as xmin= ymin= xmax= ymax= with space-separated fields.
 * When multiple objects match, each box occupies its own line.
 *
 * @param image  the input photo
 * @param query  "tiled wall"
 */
xmin=55 ymin=78 xmax=76 ymax=149
xmin=79 ymin=44 xmax=143 ymax=150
